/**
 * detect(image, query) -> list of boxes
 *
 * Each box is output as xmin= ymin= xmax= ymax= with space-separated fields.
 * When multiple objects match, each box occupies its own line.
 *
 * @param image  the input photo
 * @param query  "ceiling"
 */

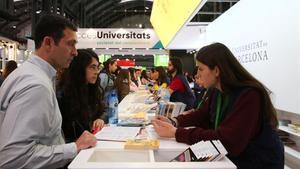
xmin=0 ymin=0 xmax=239 ymax=43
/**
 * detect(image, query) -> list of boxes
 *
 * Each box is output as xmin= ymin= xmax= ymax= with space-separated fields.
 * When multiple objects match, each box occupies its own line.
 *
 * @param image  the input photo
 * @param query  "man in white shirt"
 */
xmin=0 ymin=14 xmax=96 ymax=169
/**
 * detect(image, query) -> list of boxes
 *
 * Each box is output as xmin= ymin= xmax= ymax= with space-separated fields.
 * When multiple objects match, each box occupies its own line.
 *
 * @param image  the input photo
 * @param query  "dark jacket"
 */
xmin=116 ymin=80 xmax=130 ymax=102
xmin=170 ymin=74 xmax=195 ymax=110
xmin=175 ymin=88 xmax=284 ymax=169
xmin=57 ymin=89 xmax=103 ymax=142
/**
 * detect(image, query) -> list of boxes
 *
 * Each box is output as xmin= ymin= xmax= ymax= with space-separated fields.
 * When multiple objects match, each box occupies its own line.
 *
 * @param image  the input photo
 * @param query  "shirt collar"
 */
xmin=27 ymin=54 xmax=57 ymax=80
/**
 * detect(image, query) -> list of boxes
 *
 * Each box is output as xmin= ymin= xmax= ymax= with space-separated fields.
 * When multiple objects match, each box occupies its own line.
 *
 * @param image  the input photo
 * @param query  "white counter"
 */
xmin=68 ymin=90 xmax=236 ymax=169
xmin=68 ymin=138 xmax=236 ymax=169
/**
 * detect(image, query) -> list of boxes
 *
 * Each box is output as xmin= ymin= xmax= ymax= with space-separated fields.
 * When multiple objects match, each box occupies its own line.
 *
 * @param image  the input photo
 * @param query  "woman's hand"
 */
xmin=152 ymin=119 xmax=176 ymax=138
xmin=152 ymin=115 xmax=171 ymax=123
xmin=91 ymin=119 xmax=105 ymax=132
xmin=181 ymin=109 xmax=194 ymax=115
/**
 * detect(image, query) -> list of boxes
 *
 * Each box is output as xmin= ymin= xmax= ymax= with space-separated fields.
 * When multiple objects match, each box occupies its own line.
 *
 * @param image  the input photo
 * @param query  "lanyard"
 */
xmin=196 ymin=90 xmax=208 ymax=109
xmin=214 ymin=92 xmax=229 ymax=129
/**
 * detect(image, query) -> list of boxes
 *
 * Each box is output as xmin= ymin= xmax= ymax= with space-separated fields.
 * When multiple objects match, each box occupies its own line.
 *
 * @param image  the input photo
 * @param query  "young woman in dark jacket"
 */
xmin=152 ymin=43 xmax=284 ymax=169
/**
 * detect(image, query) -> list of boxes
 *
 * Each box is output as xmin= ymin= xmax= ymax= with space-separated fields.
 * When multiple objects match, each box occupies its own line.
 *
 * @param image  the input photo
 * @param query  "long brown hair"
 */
xmin=196 ymin=43 xmax=278 ymax=128
xmin=154 ymin=66 xmax=169 ymax=86
xmin=115 ymin=69 xmax=130 ymax=89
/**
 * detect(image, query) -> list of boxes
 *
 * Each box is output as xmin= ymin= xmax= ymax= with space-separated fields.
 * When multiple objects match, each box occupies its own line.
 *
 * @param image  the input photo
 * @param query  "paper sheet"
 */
xmin=95 ymin=126 xmax=141 ymax=142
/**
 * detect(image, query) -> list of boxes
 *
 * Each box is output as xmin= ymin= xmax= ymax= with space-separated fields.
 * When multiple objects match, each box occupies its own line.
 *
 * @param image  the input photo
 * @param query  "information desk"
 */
xmin=68 ymin=90 xmax=236 ymax=169
xmin=68 ymin=137 xmax=236 ymax=169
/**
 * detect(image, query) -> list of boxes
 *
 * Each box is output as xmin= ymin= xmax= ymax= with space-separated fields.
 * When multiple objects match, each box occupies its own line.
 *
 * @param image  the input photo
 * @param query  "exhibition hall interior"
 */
xmin=0 ymin=0 xmax=300 ymax=169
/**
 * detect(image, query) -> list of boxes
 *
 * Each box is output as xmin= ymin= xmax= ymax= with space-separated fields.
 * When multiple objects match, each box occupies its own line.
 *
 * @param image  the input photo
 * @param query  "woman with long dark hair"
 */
xmin=140 ymin=69 xmax=151 ymax=85
xmin=114 ymin=69 xmax=130 ymax=102
xmin=57 ymin=49 xmax=105 ymax=142
xmin=128 ymin=67 xmax=138 ymax=92
xmin=152 ymin=43 xmax=284 ymax=169
xmin=153 ymin=66 xmax=169 ymax=88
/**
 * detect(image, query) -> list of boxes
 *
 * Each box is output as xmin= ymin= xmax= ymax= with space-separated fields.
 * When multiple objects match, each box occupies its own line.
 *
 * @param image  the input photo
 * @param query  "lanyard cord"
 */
xmin=196 ymin=89 xmax=209 ymax=109
xmin=214 ymin=92 xmax=229 ymax=129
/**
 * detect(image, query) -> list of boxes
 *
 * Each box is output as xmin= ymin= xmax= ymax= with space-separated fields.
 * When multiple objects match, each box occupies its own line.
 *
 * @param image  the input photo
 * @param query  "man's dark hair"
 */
xmin=34 ymin=14 xmax=77 ymax=49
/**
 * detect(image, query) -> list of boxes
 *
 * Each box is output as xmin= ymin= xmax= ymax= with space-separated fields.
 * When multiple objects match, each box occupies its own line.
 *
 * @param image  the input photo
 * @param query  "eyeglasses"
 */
xmin=88 ymin=64 xmax=101 ymax=72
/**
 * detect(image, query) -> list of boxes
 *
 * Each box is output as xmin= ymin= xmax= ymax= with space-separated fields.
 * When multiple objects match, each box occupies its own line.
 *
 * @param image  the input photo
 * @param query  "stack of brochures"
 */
xmin=171 ymin=140 xmax=228 ymax=162
xmin=118 ymin=112 xmax=150 ymax=127
xmin=118 ymin=118 xmax=149 ymax=127
xmin=157 ymin=102 xmax=186 ymax=118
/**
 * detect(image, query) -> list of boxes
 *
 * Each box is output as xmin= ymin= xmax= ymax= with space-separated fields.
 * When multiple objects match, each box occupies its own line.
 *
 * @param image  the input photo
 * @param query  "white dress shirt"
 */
xmin=0 ymin=54 xmax=77 ymax=169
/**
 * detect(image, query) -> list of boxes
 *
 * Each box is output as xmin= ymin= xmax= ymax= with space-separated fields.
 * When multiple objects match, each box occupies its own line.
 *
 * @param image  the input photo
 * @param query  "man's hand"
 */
xmin=75 ymin=131 xmax=97 ymax=152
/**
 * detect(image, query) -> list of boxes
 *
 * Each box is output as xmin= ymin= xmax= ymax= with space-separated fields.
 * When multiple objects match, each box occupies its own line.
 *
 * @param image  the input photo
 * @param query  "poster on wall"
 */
xmin=77 ymin=28 xmax=163 ymax=49
xmin=205 ymin=0 xmax=300 ymax=114
xmin=150 ymin=0 xmax=207 ymax=49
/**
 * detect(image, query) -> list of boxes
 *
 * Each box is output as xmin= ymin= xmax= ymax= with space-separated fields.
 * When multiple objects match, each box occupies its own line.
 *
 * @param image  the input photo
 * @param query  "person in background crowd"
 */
xmin=191 ymin=66 xmax=207 ymax=109
xmin=150 ymin=68 xmax=156 ymax=81
xmin=0 ymin=60 xmax=18 ymax=86
xmin=152 ymin=43 xmax=284 ymax=169
xmin=2 ymin=60 xmax=18 ymax=79
xmin=152 ymin=66 xmax=170 ymax=91
xmin=99 ymin=58 xmax=118 ymax=122
xmin=128 ymin=67 xmax=138 ymax=87
xmin=113 ymin=65 xmax=121 ymax=76
xmin=135 ymin=68 xmax=142 ymax=86
xmin=128 ymin=67 xmax=138 ymax=91
xmin=147 ymin=68 xmax=157 ymax=90
xmin=146 ymin=69 xmax=151 ymax=79
xmin=115 ymin=69 xmax=130 ymax=102
xmin=191 ymin=66 xmax=201 ymax=90
xmin=167 ymin=58 xmax=195 ymax=110
xmin=140 ymin=69 xmax=151 ymax=85
xmin=99 ymin=58 xmax=118 ymax=93
xmin=0 ymin=14 xmax=96 ymax=169
xmin=57 ymin=49 xmax=105 ymax=143
xmin=184 ymin=71 xmax=193 ymax=84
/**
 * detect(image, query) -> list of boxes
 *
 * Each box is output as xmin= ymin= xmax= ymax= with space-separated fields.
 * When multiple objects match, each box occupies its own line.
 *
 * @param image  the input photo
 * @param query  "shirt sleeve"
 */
xmin=0 ymin=84 xmax=77 ymax=169
xmin=176 ymin=98 xmax=210 ymax=128
xmin=175 ymin=89 xmax=262 ymax=157
xmin=169 ymin=77 xmax=185 ymax=93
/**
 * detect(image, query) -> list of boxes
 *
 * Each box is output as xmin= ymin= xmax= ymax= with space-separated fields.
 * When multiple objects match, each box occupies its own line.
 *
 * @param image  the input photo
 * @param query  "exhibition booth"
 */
xmin=70 ymin=0 xmax=300 ymax=168
xmin=152 ymin=0 xmax=300 ymax=168
xmin=203 ymin=0 xmax=300 ymax=168
xmin=76 ymin=28 xmax=169 ymax=68
xmin=69 ymin=90 xmax=236 ymax=169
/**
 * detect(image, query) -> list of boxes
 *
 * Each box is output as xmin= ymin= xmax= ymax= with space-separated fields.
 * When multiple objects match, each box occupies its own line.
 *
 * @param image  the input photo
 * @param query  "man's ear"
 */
xmin=42 ymin=36 xmax=54 ymax=50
